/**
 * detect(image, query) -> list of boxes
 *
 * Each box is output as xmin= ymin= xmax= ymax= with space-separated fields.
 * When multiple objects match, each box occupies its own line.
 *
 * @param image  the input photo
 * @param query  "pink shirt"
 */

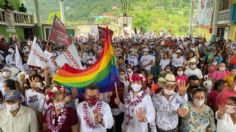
xmin=176 ymin=75 xmax=188 ymax=83
xmin=216 ymin=88 xmax=236 ymax=107
xmin=208 ymin=72 xmax=214 ymax=80
xmin=211 ymin=70 xmax=230 ymax=81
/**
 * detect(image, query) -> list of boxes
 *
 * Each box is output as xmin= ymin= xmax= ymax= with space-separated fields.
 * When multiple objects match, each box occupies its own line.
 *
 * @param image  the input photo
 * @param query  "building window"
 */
xmin=220 ymin=0 xmax=229 ymax=11
xmin=217 ymin=28 xmax=225 ymax=39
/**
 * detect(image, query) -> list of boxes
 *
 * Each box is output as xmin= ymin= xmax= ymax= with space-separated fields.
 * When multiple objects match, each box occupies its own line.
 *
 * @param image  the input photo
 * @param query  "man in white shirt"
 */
xmin=0 ymin=90 xmax=38 ymax=132
xmin=115 ymin=73 xmax=155 ymax=132
xmin=76 ymin=85 xmax=114 ymax=132
xmin=127 ymin=51 xmax=139 ymax=67
xmin=184 ymin=58 xmax=203 ymax=79
xmin=152 ymin=74 xmax=188 ymax=131
xmin=0 ymin=68 xmax=16 ymax=95
xmin=5 ymin=48 xmax=15 ymax=66
xmin=171 ymin=49 xmax=185 ymax=69
xmin=140 ymin=48 xmax=155 ymax=73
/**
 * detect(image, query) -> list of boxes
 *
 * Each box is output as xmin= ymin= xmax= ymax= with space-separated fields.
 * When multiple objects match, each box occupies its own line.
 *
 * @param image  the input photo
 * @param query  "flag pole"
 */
xmin=115 ymin=82 xmax=119 ymax=99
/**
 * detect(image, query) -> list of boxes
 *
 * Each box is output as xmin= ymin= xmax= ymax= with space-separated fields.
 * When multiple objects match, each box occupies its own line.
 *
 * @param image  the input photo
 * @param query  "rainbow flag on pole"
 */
xmin=53 ymin=27 xmax=119 ymax=92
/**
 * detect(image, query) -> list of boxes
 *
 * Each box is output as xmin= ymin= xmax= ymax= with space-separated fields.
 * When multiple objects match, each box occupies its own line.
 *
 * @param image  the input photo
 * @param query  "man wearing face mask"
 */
xmin=152 ymin=73 xmax=188 ymax=132
xmin=5 ymin=47 xmax=15 ymax=66
xmin=0 ymin=90 xmax=38 ymax=132
xmin=171 ymin=49 xmax=185 ymax=70
xmin=114 ymin=73 xmax=155 ymax=132
xmin=184 ymin=58 xmax=203 ymax=79
xmin=0 ymin=68 xmax=14 ymax=95
xmin=140 ymin=48 xmax=155 ymax=73
xmin=127 ymin=51 xmax=139 ymax=67
xmin=76 ymin=85 xmax=114 ymax=132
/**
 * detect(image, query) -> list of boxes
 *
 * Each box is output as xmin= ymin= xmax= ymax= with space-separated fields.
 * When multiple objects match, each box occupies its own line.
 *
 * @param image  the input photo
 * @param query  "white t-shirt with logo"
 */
xmin=140 ymin=55 xmax=155 ymax=71
xmin=184 ymin=68 xmax=203 ymax=79
xmin=25 ymin=89 xmax=45 ymax=111
xmin=171 ymin=54 xmax=185 ymax=67
xmin=127 ymin=55 xmax=139 ymax=67
xmin=159 ymin=59 xmax=171 ymax=70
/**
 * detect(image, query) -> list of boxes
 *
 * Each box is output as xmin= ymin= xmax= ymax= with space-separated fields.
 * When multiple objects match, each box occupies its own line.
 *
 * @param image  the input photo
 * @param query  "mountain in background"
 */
xmin=22 ymin=0 xmax=191 ymax=35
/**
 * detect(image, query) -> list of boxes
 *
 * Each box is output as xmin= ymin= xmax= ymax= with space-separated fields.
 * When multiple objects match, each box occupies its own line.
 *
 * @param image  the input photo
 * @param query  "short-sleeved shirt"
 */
xmin=44 ymin=107 xmax=78 ymax=132
xmin=140 ymin=55 xmax=155 ymax=71
xmin=181 ymin=102 xmax=216 ymax=132
xmin=25 ymin=89 xmax=45 ymax=111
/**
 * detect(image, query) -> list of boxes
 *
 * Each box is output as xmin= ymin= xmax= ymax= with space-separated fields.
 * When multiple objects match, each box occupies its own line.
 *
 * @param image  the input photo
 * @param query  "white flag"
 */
xmin=55 ymin=44 xmax=84 ymax=69
xmin=15 ymin=44 xmax=24 ymax=71
xmin=27 ymin=37 xmax=48 ymax=68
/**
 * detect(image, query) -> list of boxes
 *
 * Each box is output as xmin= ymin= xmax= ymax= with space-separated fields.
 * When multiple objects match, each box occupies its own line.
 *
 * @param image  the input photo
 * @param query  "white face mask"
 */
xmin=225 ymin=105 xmax=235 ymax=114
xmin=177 ymin=71 xmax=184 ymax=76
xmin=190 ymin=64 xmax=197 ymax=69
xmin=234 ymin=85 xmax=236 ymax=92
xmin=54 ymin=102 xmax=65 ymax=109
xmin=0 ymin=103 xmax=5 ymax=110
xmin=219 ymin=67 xmax=225 ymax=71
xmin=2 ymin=72 xmax=10 ymax=78
xmin=127 ymin=69 xmax=132 ymax=73
xmin=163 ymin=89 xmax=175 ymax=95
xmin=193 ymin=99 xmax=205 ymax=106
xmin=131 ymin=83 xmax=142 ymax=92
xmin=6 ymin=103 xmax=19 ymax=112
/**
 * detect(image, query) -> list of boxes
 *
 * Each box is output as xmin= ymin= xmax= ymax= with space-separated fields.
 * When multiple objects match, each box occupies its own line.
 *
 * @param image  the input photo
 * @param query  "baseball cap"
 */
xmin=4 ymin=90 xmax=21 ymax=101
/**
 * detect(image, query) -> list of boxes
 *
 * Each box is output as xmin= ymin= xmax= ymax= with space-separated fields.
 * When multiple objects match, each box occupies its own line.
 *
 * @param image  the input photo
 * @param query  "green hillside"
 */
xmin=22 ymin=0 xmax=191 ymax=35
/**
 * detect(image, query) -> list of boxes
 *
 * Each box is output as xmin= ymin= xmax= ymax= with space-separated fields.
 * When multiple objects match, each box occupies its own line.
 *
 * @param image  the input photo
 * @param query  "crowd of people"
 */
xmin=0 ymin=34 xmax=236 ymax=132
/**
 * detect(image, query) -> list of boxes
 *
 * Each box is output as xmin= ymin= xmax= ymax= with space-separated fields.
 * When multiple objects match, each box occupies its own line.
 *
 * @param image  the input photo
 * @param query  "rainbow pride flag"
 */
xmin=53 ymin=27 xmax=119 ymax=92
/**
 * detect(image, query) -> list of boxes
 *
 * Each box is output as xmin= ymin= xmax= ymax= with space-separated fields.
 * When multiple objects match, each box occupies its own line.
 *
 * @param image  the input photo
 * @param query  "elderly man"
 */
xmin=76 ymin=85 xmax=114 ymax=132
xmin=184 ymin=58 xmax=203 ymax=79
xmin=152 ymin=73 xmax=188 ymax=131
xmin=0 ymin=90 xmax=38 ymax=132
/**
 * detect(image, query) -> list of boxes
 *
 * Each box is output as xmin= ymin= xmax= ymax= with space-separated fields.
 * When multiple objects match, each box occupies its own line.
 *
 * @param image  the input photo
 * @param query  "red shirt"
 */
xmin=44 ymin=107 xmax=78 ymax=132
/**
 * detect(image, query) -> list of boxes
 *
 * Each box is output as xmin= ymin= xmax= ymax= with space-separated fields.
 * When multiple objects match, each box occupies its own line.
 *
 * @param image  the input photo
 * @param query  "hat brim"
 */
xmin=165 ymin=81 xmax=176 ymax=85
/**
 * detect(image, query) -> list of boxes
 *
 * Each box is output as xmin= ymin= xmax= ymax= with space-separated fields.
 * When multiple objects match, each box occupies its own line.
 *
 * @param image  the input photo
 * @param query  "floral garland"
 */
xmin=124 ymin=91 xmax=147 ymax=125
xmin=46 ymin=86 xmax=67 ymax=102
xmin=45 ymin=106 xmax=68 ymax=132
xmin=82 ymin=101 xmax=103 ymax=129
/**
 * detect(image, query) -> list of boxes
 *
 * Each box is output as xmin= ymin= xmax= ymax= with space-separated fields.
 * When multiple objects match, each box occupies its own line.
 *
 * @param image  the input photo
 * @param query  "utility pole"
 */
xmin=59 ymin=0 xmax=65 ymax=23
xmin=34 ymin=0 xmax=41 ymax=26
xmin=189 ymin=0 xmax=193 ymax=37
xmin=211 ymin=0 xmax=220 ymax=41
